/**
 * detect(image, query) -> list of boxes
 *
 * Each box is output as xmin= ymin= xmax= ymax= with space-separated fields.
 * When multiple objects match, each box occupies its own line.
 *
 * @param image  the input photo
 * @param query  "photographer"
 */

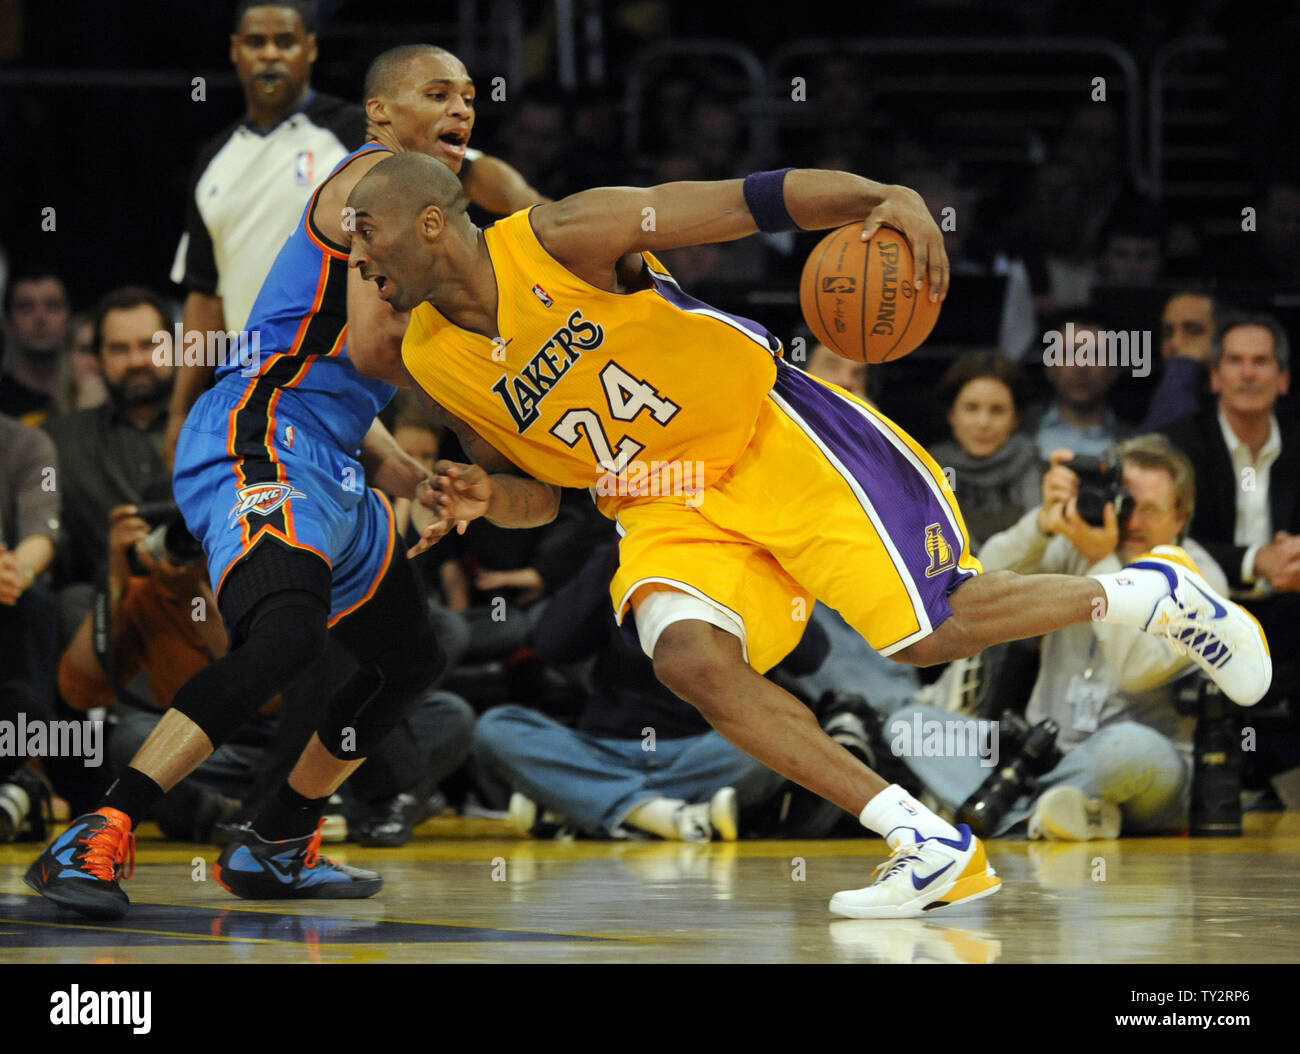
xmin=891 ymin=434 xmax=1229 ymax=839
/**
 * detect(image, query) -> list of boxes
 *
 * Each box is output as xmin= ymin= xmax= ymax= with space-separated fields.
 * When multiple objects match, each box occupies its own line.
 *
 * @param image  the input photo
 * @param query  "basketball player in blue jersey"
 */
xmin=24 ymin=45 xmax=547 ymax=921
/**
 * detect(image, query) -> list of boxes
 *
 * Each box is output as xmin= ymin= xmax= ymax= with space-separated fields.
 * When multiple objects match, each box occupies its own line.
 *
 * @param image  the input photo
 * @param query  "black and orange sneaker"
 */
xmin=24 ymin=807 xmax=135 ymax=920
xmin=212 ymin=819 xmax=382 ymax=900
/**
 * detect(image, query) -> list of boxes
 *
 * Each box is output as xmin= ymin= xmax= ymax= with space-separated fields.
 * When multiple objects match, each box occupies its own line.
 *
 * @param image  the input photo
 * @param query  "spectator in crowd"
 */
xmin=1139 ymin=291 xmax=1219 ymax=432
xmin=1162 ymin=313 xmax=1300 ymax=696
xmin=0 ymin=412 xmax=61 ymax=721
xmin=649 ymin=153 xmax=763 ymax=285
xmin=928 ymin=352 xmax=1041 ymax=549
xmin=905 ymin=168 xmax=1037 ymax=361
xmin=891 ymin=435 xmax=1226 ymax=839
xmin=1032 ymin=314 xmax=1126 ymax=459
xmin=0 ymin=273 xmax=72 ymax=427
xmin=0 ymin=413 xmax=62 ymax=841
xmin=56 ymin=309 xmax=108 ymax=415
xmin=689 ymin=94 xmax=753 ymax=180
xmin=804 ymin=339 xmax=869 ymax=403
xmin=496 ymin=85 xmax=571 ymax=200
xmin=474 ymin=541 xmax=819 ymax=841
xmin=1095 ymin=195 xmax=1165 ymax=286
xmin=45 ymin=287 xmax=174 ymax=593
xmin=1054 ymin=104 xmax=1127 ymax=260
xmin=438 ymin=478 xmax=610 ymax=664
xmin=1220 ymin=179 xmax=1300 ymax=284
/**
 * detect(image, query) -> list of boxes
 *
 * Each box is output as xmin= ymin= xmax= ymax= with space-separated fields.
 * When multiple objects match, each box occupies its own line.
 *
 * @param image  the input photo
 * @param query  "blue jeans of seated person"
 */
xmin=888 ymin=704 xmax=1190 ymax=836
xmin=473 ymin=705 xmax=787 ymax=836
xmin=788 ymin=604 xmax=920 ymax=716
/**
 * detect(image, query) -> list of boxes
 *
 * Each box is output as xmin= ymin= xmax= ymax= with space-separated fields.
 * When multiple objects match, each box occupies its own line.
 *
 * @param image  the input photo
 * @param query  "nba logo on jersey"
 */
xmin=923 ymin=523 xmax=955 ymax=578
xmin=532 ymin=284 xmax=554 ymax=307
xmin=294 ymin=150 xmax=315 ymax=186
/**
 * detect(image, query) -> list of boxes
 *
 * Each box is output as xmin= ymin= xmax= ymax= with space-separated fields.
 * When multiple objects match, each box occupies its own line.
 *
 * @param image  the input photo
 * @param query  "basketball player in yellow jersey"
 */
xmin=346 ymin=152 xmax=1271 ymax=918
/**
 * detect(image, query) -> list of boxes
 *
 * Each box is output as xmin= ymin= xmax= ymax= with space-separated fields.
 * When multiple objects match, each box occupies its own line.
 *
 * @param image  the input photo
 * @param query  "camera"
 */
xmin=956 ymin=712 xmax=1063 ymax=838
xmin=1064 ymin=454 xmax=1135 ymax=530
xmin=1175 ymin=677 xmax=1242 ymax=836
xmin=126 ymin=500 xmax=204 ymax=574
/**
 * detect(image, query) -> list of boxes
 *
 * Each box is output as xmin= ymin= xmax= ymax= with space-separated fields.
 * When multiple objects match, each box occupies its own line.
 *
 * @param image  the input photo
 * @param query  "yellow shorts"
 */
xmin=608 ymin=360 xmax=981 ymax=672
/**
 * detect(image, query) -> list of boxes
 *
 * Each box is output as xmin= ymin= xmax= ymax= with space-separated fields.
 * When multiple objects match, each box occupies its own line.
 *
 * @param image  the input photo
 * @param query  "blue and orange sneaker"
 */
xmin=212 ymin=819 xmax=382 ymax=900
xmin=24 ymin=807 xmax=135 ymax=920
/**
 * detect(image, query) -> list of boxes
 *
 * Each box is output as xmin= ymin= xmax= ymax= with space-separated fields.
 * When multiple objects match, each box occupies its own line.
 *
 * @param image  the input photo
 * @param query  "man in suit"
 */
xmin=1163 ymin=312 xmax=1300 ymax=696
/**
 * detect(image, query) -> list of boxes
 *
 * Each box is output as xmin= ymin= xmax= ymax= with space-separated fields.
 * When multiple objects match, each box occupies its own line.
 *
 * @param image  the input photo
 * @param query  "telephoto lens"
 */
xmin=956 ymin=717 xmax=1061 ymax=839
xmin=1189 ymin=682 xmax=1242 ymax=837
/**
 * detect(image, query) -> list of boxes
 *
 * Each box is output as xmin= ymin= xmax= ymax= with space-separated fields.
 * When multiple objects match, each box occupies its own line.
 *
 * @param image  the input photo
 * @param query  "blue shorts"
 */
xmin=173 ymin=377 xmax=394 ymax=625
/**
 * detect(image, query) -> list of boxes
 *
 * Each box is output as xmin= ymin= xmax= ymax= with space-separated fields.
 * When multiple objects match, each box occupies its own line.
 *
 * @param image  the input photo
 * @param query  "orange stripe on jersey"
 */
xmin=285 ymin=255 xmax=332 ymax=355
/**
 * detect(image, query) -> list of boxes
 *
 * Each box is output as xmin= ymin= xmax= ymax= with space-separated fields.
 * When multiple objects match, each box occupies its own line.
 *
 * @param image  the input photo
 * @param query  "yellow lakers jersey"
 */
xmin=402 ymin=209 xmax=780 ymax=506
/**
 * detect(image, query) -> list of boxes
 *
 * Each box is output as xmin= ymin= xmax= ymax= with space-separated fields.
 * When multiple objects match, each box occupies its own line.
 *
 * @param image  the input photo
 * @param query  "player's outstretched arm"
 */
xmin=533 ymin=170 xmax=948 ymax=299
xmin=461 ymin=153 xmax=550 ymax=213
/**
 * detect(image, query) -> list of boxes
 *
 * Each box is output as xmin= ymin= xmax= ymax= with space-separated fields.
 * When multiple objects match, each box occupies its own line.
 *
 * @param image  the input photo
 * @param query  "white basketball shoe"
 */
xmin=829 ymin=825 xmax=1001 ymax=919
xmin=1118 ymin=546 xmax=1271 ymax=706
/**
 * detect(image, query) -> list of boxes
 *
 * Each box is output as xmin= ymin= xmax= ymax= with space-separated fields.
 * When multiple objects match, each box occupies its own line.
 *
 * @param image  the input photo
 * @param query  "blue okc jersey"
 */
xmin=219 ymin=141 xmax=397 ymax=454
xmin=175 ymin=142 xmax=400 ymax=622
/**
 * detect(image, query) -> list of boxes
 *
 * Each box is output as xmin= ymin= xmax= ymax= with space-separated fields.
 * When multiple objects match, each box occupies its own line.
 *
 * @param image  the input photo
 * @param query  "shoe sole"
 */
xmin=211 ymin=862 xmax=383 ymax=900
xmin=23 ymin=862 xmax=129 ymax=921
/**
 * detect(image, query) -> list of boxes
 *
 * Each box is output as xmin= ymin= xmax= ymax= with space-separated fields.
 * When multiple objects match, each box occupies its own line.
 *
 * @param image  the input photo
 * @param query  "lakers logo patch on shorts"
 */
xmin=923 ymin=523 xmax=955 ymax=578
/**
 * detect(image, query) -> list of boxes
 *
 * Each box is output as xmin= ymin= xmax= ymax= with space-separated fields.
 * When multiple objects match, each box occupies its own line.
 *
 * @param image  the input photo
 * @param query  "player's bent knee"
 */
xmin=652 ymin=623 xmax=746 ymax=707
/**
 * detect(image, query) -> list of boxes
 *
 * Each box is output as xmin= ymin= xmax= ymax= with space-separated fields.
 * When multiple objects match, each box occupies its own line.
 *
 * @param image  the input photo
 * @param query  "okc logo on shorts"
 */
xmin=228 ymin=483 xmax=305 ymax=523
xmin=923 ymin=523 xmax=955 ymax=578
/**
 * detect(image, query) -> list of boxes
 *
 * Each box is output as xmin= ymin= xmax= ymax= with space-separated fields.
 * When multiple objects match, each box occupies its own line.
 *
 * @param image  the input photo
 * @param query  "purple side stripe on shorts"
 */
xmin=770 ymin=360 xmax=976 ymax=633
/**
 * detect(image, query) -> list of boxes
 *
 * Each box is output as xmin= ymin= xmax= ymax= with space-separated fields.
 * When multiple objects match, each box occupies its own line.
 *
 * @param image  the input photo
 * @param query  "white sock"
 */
xmin=860 ymin=785 xmax=960 ymax=848
xmin=1091 ymin=567 xmax=1168 ymax=628
xmin=624 ymin=797 xmax=685 ymax=840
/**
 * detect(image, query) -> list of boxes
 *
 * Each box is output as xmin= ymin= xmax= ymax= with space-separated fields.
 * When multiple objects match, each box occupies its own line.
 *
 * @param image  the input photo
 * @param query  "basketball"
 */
xmin=799 ymin=224 xmax=942 ymax=363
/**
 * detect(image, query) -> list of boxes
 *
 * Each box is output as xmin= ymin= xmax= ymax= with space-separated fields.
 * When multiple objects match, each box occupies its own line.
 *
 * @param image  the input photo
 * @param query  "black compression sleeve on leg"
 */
xmin=169 ymin=593 xmax=330 ymax=750
xmin=319 ymin=546 xmax=445 ymax=760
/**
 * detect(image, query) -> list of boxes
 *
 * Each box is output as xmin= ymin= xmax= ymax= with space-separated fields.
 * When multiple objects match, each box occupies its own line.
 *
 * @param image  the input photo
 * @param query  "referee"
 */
xmin=165 ymin=0 xmax=363 ymax=463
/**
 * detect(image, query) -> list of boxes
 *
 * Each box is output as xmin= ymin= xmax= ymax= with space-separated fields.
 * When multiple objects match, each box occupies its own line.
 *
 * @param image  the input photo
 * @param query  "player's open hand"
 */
xmin=860 ymin=184 xmax=949 ymax=302
xmin=422 ymin=460 xmax=493 ymax=524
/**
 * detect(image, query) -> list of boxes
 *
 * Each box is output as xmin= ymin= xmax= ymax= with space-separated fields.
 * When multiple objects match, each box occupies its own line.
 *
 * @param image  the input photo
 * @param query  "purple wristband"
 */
xmin=743 ymin=168 xmax=798 ymax=233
